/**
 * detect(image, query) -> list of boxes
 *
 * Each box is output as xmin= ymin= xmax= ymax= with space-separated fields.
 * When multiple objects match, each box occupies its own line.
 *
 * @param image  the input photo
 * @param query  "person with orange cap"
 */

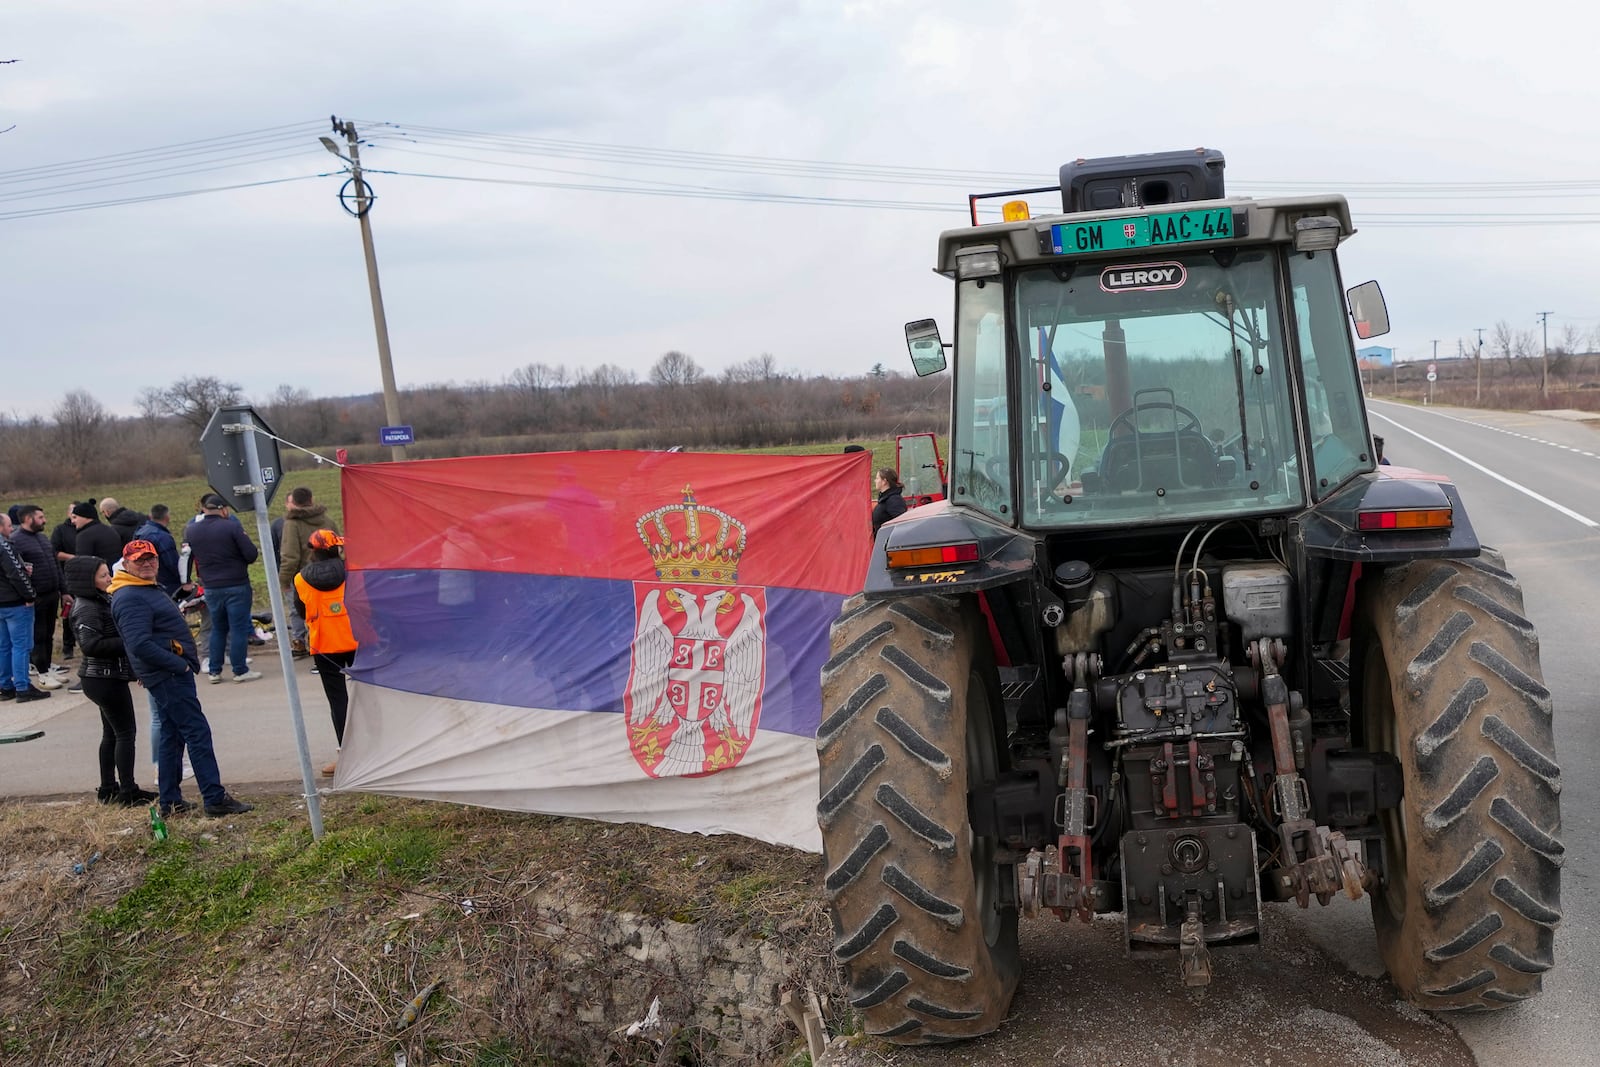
xmin=110 ymin=539 xmax=253 ymax=818
xmin=294 ymin=528 xmax=358 ymax=778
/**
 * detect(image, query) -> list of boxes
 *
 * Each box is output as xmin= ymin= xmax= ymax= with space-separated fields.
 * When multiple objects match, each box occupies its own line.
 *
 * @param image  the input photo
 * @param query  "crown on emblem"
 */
xmin=636 ymin=485 xmax=747 ymax=585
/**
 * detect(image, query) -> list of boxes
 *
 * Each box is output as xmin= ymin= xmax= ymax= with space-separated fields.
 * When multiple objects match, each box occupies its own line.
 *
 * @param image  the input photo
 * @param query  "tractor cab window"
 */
xmin=1288 ymin=251 xmax=1375 ymax=497
xmin=951 ymin=278 xmax=1012 ymax=519
xmin=1013 ymin=250 xmax=1305 ymax=527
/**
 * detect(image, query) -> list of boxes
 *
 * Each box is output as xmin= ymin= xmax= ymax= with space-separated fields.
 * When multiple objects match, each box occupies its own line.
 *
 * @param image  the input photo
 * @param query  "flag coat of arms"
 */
xmin=333 ymin=450 xmax=870 ymax=851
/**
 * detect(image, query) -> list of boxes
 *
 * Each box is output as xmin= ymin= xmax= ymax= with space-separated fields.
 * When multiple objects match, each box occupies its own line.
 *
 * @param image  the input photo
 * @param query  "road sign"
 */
xmin=1428 ymin=362 xmax=1437 ymax=375
xmin=380 ymin=424 xmax=415 ymax=446
xmin=1427 ymin=372 xmax=1438 ymax=383
xmin=199 ymin=405 xmax=283 ymax=511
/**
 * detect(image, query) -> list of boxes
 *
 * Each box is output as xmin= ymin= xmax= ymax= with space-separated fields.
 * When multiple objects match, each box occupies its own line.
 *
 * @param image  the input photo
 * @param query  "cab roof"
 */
xmin=934 ymin=194 xmax=1355 ymax=276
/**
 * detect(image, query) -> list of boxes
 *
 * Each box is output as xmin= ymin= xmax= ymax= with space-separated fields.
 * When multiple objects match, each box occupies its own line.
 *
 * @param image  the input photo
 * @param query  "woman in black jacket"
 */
xmin=65 ymin=556 xmax=156 ymax=805
xmin=871 ymin=468 xmax=908 ymax=535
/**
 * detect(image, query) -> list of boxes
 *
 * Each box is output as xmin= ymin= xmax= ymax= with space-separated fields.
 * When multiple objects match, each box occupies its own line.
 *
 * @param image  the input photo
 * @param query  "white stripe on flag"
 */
xmin=335 ymin=682 xmax=823 ymax=852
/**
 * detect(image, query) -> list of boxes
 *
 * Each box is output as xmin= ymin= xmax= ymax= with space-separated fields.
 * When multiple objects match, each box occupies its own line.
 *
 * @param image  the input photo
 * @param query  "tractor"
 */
xmin=817 ymin=149 xmax=1563 ymax=1043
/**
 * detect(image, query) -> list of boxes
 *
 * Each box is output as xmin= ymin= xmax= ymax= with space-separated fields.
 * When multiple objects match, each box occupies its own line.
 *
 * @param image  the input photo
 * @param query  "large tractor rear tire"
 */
xmin=816 ymin=594 xmax=1019 ymax=1043
xmin=1357 ymin=551 xmax=1562 ymax=1010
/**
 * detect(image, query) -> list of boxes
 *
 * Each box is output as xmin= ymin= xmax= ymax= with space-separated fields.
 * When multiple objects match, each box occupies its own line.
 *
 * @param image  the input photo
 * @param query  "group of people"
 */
xmin=4 ymin=485 xmax=359 ymax=814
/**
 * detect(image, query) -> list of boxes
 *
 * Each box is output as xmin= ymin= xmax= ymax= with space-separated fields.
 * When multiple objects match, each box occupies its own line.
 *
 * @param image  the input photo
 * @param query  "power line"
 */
xmin=14 ymin=118 xmax=1600 ymax=225
xmin=0 ymin=121 xmax=327 ymax=184
xmin=0 ymin=174 xmax=328 ymax=222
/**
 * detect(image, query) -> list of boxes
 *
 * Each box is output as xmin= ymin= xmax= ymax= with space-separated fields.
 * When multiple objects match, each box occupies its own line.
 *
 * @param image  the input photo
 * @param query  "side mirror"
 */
xmin=904 ymin=319 xmax=948 ymax=377
xmin=1346 ymin=280 xmax=1390 ymax=340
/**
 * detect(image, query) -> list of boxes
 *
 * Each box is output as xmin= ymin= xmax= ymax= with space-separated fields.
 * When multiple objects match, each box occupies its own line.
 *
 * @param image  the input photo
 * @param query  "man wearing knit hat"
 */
xmin=69 ymin=501 xmax=122 ymax=568
xmin=110 ymin=539 xmax=252 ymax=818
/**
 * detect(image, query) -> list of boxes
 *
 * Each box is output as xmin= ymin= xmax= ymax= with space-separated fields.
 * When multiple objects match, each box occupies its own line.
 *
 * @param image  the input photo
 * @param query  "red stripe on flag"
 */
xmin=341 ymin=450 xmax=872 ymax=596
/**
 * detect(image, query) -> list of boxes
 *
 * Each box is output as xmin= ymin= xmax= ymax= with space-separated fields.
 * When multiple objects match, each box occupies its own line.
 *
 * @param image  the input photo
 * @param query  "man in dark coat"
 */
xmin=109 ymin=539 xmax=252 ymax=818
xmin=99 ymin=497 xmax=148 ymax=547
xmin=69 ymin=502 xmax=122 ymax=567
xmin=8 ymin=505 xmax=65 ymax=683
xmin=133 ymin=505 xmax=188 ymax=597
xmin=185 ymin=494 xmax=262 ymax=683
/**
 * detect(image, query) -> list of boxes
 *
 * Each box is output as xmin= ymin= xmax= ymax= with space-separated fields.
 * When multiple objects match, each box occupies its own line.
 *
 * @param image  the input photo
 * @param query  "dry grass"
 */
xmin=0 ymin=793 xmax=838 ymax=1066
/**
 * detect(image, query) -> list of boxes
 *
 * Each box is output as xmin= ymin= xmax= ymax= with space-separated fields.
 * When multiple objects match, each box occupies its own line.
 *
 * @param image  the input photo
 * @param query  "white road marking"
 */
xmin=1368 ymin=408 xmax=1600 ymax=529
xmin=1373 ymin=401 xmax=1600 ymax=461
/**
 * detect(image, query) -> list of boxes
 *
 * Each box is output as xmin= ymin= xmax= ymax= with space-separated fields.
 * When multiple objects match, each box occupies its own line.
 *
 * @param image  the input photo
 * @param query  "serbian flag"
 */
xmin=334 ymin=449 xmax=870 ymax=851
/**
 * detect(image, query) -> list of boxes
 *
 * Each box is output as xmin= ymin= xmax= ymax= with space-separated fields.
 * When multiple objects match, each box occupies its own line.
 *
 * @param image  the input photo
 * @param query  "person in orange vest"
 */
xmin=293 ymin=529 xmax=358 ymax=778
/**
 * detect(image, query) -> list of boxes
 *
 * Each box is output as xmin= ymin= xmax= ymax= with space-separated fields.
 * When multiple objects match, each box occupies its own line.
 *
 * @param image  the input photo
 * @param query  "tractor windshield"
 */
xmin=1011 ymin=248 xmax=1316 ymax=527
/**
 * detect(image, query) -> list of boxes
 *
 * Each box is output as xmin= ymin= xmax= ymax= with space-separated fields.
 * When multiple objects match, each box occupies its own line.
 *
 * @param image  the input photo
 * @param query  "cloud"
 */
xmin=1 ymin=1 xmax=1597 ymax=421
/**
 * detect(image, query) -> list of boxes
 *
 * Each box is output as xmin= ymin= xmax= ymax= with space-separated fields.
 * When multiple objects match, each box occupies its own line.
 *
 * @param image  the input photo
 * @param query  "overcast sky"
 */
xmin=3 ymin=0 xmax=1596 ymax=427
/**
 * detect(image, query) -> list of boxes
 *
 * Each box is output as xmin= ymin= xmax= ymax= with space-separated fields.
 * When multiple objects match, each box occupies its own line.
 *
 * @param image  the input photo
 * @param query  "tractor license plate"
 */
xmin=1048 ymin=208 xmax=1235 ymax=255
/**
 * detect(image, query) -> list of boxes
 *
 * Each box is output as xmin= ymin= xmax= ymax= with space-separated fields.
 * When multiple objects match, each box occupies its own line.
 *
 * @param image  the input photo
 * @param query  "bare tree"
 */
xmin=650 ymin=351 xmax=702 ymax=387
xmin=141 ymin=375 xmax=244 ymax=430
xmin=508 ymin=362 xmax=567 ymax=395
xmin=1492 ymin=320 xmax=1516 ymax=361
xmin=723 ymin=353 xmax=778 ymax=383
xmin=1557 ymin=323 xmax=1583 ymax=356
xmin=52 ymin=389 xmax=107 ymax=473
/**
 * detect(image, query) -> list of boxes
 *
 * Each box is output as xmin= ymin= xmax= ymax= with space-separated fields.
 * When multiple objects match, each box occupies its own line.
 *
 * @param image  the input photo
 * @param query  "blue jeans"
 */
xmin=0 ymin=603 xmax=33 ymax=693
xmin=147 ymin=671 xmax=225 ymax=807
xmin=204 ymin=584 xmax=253 ymax=678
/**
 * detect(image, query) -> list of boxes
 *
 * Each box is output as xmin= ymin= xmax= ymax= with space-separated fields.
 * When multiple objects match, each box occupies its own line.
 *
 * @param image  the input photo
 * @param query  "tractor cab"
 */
xmin=901 ymin=149 xmax=1389 ymax=536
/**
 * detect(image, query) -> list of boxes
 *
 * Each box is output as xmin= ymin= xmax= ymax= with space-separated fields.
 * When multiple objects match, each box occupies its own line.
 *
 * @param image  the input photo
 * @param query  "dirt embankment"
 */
xmin=0 ymin=794 xmax=846 ymax=1066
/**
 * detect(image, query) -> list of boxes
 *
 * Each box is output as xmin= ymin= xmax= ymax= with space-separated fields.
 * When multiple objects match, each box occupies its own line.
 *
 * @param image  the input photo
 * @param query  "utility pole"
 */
xmin=321 ymin=116 xmax=407 ymax=461
xmin=1475 ymin=327 xmax=1485 ymax=404
xmin=1537 ymin=311 xmax=1553 ymax=403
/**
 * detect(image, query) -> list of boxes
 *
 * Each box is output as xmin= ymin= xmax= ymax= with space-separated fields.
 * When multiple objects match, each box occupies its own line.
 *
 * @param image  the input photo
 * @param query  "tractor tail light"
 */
xmin=1357 ymin=508 xmax=1453 ymax=532
xmin=886 ymin=543 xmax=980 ymax=569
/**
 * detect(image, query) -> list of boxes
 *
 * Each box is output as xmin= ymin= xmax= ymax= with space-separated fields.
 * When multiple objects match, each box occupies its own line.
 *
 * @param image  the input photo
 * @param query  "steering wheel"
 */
xmin=1108 ymin=401 xmax=1204 ymax=439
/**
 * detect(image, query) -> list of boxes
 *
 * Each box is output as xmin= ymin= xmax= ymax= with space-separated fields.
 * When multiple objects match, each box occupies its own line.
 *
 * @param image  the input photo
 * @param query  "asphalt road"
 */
xmin=5 ymin=402 xmax=1597 ymax=1065
xmin=1358 ymin=400 xmax=1599 ymax=1067
xmin=0 ymin=642 xmax=339 ymax=799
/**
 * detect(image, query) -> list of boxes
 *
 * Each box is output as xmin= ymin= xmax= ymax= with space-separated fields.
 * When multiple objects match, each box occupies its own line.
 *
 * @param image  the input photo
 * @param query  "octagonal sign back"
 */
xmin=199 ymin=404 xmax=283 ymax=512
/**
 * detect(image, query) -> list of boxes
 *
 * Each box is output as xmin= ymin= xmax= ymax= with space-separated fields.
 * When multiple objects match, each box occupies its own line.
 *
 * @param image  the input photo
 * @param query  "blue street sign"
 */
xmin=380 ymin=425 xmax=415 ymax=446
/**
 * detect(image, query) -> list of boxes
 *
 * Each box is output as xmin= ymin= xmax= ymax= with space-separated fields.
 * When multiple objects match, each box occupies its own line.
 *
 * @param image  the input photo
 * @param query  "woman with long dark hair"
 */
xmin=871 ymin=467 xmax=907 ymax=535
xmin=65 ymin=555 xmax=156 ymax=805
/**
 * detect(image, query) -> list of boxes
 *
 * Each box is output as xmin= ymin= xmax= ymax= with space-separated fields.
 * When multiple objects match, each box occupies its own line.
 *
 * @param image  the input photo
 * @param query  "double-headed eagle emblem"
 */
xmin=624 ymin=486 xmax=766 ymax=777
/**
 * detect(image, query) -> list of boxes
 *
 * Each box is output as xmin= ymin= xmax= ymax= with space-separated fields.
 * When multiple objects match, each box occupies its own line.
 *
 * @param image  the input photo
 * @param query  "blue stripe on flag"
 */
xmin=344 ymin=569 xmax=842 ymax=739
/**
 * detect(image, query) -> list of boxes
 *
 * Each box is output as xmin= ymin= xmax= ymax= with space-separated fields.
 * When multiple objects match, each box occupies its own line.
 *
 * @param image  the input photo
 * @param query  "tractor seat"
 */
xmin=1098 ymin=430 xmax=1220 ymax=492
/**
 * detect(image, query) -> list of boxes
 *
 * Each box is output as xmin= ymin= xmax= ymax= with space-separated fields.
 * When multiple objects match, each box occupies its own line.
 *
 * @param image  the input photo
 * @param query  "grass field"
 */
xmin=1 ymin=437 xmax=942 ymax=606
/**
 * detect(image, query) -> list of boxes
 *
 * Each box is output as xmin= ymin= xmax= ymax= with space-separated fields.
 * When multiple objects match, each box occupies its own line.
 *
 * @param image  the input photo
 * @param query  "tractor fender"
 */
xmin=862 ymin=500 xmax=1038 ymax=599
xmin=1296 ymin=470 xmax=1481 ymax=563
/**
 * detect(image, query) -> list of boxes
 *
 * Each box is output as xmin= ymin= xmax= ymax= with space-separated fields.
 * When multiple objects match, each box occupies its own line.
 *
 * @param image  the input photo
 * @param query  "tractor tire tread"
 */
xmin=1363 ymin=555 xmax=1562 ymax=1011
xmin=817 ymin=594 xmax=1018 ymax=1043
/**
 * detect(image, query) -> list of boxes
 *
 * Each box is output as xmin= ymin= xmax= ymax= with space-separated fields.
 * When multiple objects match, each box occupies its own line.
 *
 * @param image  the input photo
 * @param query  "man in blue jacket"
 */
xmin=110 ymin=540 xmax=252 ymax=818
xmin=133 ymin=504 xmax=188 ymax=597
xmin=185 ymin=494 xmax=263 ymax=684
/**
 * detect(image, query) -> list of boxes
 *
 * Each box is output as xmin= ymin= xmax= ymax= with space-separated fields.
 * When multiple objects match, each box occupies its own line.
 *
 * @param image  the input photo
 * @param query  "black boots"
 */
xmin=101 ymin=785 xmax=158 ymax=806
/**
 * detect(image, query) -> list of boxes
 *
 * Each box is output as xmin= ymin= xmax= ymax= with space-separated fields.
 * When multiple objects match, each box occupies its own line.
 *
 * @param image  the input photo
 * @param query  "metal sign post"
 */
xmin=217 ymin=412 xmax=325 ymax=839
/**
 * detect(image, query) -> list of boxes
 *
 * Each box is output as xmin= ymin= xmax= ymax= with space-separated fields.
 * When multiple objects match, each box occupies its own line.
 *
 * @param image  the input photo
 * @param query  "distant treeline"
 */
xmin=0 ymin=353 xmax=951 ymax=492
